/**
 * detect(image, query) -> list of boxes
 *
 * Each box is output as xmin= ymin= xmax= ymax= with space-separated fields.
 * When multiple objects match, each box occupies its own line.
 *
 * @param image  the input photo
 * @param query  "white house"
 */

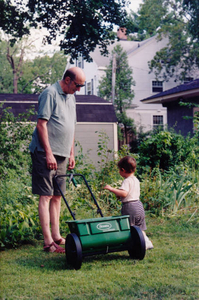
xmin=69 ymin=33 xmax=199 ymax=132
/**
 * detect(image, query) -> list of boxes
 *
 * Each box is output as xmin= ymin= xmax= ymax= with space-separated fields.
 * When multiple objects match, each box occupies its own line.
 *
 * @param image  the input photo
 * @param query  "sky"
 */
xmin=127 ymin=0 xmax=143 ymax=12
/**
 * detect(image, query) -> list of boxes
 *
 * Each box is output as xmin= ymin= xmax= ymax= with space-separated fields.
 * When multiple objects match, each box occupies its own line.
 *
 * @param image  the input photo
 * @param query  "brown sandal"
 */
xmin=43 ymin=242 xmax=65 ymax=253
xmin=54 ymin=238 xmax=65 ymax=245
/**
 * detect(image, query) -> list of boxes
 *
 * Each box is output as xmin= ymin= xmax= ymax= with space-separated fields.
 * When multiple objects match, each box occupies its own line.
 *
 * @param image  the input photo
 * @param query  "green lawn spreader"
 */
xmin=54 ymin=173 xmax=146 ymax=270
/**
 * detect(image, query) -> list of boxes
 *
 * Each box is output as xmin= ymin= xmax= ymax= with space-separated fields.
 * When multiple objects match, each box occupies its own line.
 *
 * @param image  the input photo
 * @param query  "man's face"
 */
xmin=69 ymin=79 xmax=85 ymax=93
xmin=64 ymin=76 xmax=85 ymax=94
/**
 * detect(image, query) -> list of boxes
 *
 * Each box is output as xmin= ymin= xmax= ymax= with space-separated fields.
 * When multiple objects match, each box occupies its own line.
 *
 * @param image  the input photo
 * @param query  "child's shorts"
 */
xmin=121 ymin=200 xmax=147 ymax=231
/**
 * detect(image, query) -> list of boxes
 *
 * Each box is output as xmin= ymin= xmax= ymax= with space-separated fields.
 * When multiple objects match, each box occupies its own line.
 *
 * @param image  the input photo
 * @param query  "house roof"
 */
xmin=75 ymin=95 xmax=109 ymax=103
xmin=90 ymin=36 xmax=156 ymax=67
xmin=0 ymin=93 xmax=117 ymax=123
xmin=141 ymin=79 xmax=199 ymax=104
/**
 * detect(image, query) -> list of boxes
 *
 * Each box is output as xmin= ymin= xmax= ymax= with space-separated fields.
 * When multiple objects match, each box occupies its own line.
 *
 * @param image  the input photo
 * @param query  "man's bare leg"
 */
xmin=50 ymin=195 xmax=65 ymax=243
xmin=38 ymin=195 xmax=54 ymax=246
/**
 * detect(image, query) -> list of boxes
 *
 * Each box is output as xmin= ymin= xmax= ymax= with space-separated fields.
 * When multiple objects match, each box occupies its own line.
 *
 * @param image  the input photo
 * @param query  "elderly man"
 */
xmin=29 ymin=67 xmax=86 ymax=253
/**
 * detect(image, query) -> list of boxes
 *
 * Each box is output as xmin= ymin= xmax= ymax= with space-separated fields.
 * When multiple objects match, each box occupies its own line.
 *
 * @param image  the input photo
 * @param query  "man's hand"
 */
xmin=68 ymin=154 xmax=75 ymax=170
xmin=68 ymin=138 xmax=75 ymax=170
xmin=46 ymin=152 xmax=57 ymax=170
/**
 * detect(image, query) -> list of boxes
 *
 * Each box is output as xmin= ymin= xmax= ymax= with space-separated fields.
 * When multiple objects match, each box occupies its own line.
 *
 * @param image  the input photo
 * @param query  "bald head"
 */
xmin=60 ymin=67 xmax=86 ymax=94
xmin=63 ymin=67 xmax=86 ymax=83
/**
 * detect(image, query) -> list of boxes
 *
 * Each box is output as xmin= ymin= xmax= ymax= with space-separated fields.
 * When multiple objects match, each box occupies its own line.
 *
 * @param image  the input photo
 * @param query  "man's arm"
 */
xmin=36 ymin=118 xmax=57 ymax=170
xmin=68 ymin=136 xmax=75 ymax=170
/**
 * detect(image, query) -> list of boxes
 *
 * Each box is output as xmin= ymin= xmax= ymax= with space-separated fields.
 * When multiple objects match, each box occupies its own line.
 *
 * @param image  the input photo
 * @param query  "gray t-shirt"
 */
xmin=29 ymin=81 xmax=76 ymax=157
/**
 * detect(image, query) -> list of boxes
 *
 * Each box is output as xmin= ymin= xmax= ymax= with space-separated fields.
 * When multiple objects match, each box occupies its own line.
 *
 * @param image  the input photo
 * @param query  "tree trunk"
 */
xmin=13 ymin=70 xmax=18 ymax=94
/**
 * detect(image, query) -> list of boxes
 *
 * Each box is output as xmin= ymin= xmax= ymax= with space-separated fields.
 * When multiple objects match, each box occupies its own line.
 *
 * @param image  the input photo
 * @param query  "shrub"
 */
xmin=0 ymin=198 xmax=41 ymax=249
xmin=138 ymin=129 xmax=199 ymax=171
xmin=0 ymin=106 xmax=35 ymax=181
xmin=0 ymin=107 xmax=40 ymax=248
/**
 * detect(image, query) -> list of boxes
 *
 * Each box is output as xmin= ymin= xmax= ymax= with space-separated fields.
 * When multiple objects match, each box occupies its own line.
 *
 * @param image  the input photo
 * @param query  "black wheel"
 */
xmin=65 ymin=233 xmax=82 ymax=270
xmin=128 ymin=226 xmax=146 ymax=260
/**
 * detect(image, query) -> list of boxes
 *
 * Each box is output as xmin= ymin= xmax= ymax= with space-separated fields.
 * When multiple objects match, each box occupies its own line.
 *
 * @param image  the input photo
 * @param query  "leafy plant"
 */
xmin=0 ymin=106 xmax=35 ymax=181
xmin=0 ymin=197 xmax=41 ymax=249
xmin=138 ymin=128 xmax=199 ymax=171
xmin=140 ymin=167 xmax=199 ymax=222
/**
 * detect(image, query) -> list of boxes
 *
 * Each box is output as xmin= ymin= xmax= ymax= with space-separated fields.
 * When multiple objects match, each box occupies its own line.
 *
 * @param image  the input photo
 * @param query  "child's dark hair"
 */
xmin=117 ymin=156 xmax=137 ymax=173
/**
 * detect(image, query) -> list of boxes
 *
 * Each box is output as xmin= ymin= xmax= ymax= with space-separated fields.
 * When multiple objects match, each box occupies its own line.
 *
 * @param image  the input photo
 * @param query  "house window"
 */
xmin=87 ymin=82 xmax=91 ymax=95
xmin=153 ymin=115 xmax=163 ymax=130
xmin=76 ymin=56 xmax=84 ymax=68
xmin=87 ymin=80 xmax=94 ymax=95
xmin=91 ymin=78 xmax=94 ymax=94
xmin=152 ymin=81 xmax=163 ymax=93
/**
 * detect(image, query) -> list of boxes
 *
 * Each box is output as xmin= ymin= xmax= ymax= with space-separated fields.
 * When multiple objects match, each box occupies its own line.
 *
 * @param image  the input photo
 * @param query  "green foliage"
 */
xmin=0 ymin=169 xmax=41 ymax=248
xmin=123 ymin=0 xmax=199 ymax=81
xmin=0 ymin=0 xmax=30 ymax=41
xmin=99 ymin=44 xmax=135 ymax=112
xmin=180 ymin=101 xmax=199 ymax=134
xmin=0 ymin=110 xmax=198 ymax=249
xmin=0 ymin=106 xmax=35 ymax=179
xmin=183 ymin=0 xmax=199 ymax=41
xmin=138 ymin=129 xmax=199 ymax=171
xmin=0 ymin=107 xmax=40 ymax=248
xmin=99 ymin=44 xmax=136 ymax=144
xmin=74 ymin=140 xmax=95 ymax=178
xmin=140 ymin=167 xmax=199 ymax=219
xmin=136 ymin=0 xmax=199 ymax=81
xmin=130 ymin=125 xmax=150 ymax=153
xmin=0 ymin=40 xmax=13 ymax=93
xmin=138 ymin=0 xmax=167 ymax=37
xmin=0 ymin=197 xmax=41 ymax=248
xmin=0 ymin=0 xmax=128 ymax=62
xmin=0 ymin=37 xmax=67 ymax=94
xmin=26 ymin=52 xmax=67 ymax=94
xmin=96 ymin=130 xmax=114 ymax=170
xmin=123 ymin=11 xmax=140 ymax=40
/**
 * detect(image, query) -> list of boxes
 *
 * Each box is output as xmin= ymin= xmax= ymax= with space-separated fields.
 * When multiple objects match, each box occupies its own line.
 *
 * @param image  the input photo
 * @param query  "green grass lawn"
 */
xmin=0 ymin=217 xmax=199 ymax=300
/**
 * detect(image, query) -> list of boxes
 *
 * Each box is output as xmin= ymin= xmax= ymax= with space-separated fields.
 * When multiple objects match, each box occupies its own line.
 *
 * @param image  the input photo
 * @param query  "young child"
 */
xmin=104 ymin=156 xmax=153 ymax=250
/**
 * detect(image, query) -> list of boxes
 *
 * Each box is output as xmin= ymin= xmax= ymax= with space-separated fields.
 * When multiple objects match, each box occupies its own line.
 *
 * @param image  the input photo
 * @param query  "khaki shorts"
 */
xmin=31 ymin=149 xmax=68 ymax=196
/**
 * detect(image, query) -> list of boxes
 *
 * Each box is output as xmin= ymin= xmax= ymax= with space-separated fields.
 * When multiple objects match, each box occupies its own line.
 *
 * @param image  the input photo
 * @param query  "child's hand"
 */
xmin=104 ymin=184 xmax=112 ymax=191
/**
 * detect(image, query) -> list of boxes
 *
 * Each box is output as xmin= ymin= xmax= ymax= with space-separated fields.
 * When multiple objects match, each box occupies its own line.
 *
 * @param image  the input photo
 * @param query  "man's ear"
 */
xmin=65 ymin=76 xmax=71 ymax=84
